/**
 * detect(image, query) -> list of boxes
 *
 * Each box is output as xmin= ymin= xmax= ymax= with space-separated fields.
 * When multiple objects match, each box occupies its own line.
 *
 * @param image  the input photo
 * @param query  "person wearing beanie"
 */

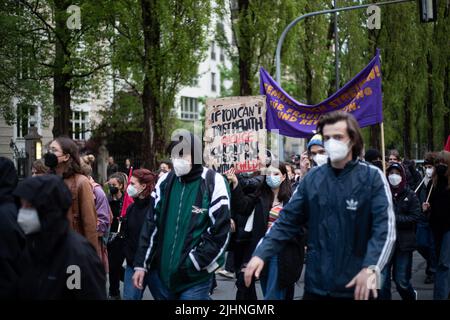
xmin=133 ymin=131 xmax=231 ymax=300
xmin=307 ymin=134 xmax=328 ymax=167
xmin=379 ymin=163 xmax=421 ymax=300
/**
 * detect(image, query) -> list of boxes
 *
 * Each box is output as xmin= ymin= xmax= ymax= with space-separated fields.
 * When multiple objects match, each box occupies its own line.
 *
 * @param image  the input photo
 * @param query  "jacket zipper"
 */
xmin=168 ymin=183 xmax=186 ymax=287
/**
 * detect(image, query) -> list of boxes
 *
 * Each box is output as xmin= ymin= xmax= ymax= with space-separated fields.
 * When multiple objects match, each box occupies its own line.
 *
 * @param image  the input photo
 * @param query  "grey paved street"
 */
xmin=110 ymin=252 xmax=434 ymax=300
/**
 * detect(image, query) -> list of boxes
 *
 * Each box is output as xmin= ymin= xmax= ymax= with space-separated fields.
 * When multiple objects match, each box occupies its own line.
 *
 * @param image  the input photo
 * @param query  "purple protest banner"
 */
xmin=260 ymin=50 xmax=383 ymax=138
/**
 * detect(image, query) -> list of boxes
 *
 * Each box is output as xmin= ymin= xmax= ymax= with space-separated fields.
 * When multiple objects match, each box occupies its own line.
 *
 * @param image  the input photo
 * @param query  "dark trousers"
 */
xmin=107 ymin=238 xmax=125 ymax=296
xmin=380 ymin=249 xmax=416 ymax=300
xmin=233 ymin=241 xmax=257 ymax=300
xmin=416 ymin=223 xmax=437 ymax=275
xmin=225 ymin=251 xmax=235 ymax=273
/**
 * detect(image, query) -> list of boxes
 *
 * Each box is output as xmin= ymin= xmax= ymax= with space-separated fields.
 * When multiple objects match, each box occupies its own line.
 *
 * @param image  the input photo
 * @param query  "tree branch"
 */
xmin=71 ymin=63 xmax=110 ymax=78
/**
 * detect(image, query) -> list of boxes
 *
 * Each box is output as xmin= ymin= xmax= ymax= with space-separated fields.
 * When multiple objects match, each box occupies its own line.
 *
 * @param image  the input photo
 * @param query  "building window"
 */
xmin=16 ymin=104 xmax=36 ymax=138
xmin=211 ymin=72 xmax=216 ymax=92
xmin=180 ymin=97 xmax=199 ymax=121
xmin=71 ymin=111 xmax=89 ymax=140
xmin=220 ymin=47 xmax=225 ymax=62
xmin=211 ymin=41 xmax=216 ymax=60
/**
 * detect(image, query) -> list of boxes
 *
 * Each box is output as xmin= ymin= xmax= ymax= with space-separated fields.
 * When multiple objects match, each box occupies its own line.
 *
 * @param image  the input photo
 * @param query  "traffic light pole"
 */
xmin=274 ymin=0 xmax=414 ymax=161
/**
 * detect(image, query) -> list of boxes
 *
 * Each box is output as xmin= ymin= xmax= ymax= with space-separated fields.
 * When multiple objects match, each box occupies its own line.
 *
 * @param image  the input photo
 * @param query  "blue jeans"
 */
xmin=416 ymin=223 xmax=437 ymax=275
xmin=123 ymin=266 xmax=149 ymax=300
xmin=434 ymin=231 xmax=450 ymax=300
xmin=260 ymin=255 xmax=287 ymax=300
xmin=148 ymin=270 xmax=212 ymax=300
xmin=380 ymin=250 xmax=416 ymax=300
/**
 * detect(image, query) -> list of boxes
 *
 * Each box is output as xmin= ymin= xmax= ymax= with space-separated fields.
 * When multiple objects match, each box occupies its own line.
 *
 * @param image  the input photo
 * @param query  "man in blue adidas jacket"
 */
xmin=245 ymin=111 xmax=396 ymax=300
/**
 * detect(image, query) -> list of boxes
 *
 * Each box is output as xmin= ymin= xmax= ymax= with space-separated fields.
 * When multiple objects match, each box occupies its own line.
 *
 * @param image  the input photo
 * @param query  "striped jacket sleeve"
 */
xmin=189 ymin=172 xmax=231 ymax=273
xmin=362 ymin=167 xmax=396 ymax=273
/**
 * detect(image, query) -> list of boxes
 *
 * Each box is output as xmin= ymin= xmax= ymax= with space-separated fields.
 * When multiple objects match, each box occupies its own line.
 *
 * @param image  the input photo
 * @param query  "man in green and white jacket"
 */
xmin=133 ymin=132 xmax=231 ymax=300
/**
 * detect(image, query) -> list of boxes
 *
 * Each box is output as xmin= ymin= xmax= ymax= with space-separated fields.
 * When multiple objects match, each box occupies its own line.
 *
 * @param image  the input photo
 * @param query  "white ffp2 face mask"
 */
xmin=324 ymin=139 xmax=350 ymax=162
xmin=388 ymin=173 xmax=402 ymax=187
xmin=313 ymin=154 xmax=328 ymax=166
xmin=173 ymin=158 xmax=192 ymax=177
xmin=425 ymin=168 xmax=433 ymax=178
xmin=17 ymin=207 xmax=41 ymax=235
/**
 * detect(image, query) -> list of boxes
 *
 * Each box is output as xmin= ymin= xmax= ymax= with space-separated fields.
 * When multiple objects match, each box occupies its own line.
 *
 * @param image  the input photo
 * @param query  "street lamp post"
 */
xmin=24 ymin=118 xmax=42 ymax=177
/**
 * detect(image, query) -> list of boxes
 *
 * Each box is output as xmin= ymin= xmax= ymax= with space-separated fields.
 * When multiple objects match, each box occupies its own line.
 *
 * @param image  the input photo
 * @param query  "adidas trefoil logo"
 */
xmin=346 ymin=199 xmax=358 ymax=211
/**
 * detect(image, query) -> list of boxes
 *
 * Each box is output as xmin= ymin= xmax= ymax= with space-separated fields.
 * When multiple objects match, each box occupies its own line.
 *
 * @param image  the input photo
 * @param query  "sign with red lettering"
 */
xmin=204 ymin=96 xmax=267 ymax=174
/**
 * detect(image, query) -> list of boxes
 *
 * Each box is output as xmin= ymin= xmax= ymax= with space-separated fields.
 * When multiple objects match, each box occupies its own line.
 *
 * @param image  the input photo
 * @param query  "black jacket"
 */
xmin=428 ymin=176 xmax=450 ymax=238
xmin=392 ymin=187 xmax=421 ymax=251
xmin=108 ymin=194 xmax=123 ymax=232
xmin=231 ymin=182 xmax=304 ymax=288
xmin=13 ymin=175 xmax=106 ymax=300
xmin=0 ymin=158 xmax=27 ymax=299
xmin=122 ymin=196 xmax=153 ymax=266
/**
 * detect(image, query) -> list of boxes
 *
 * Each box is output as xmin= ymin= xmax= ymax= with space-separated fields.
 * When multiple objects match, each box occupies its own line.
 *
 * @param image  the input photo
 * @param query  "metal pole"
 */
xmin=275 ymin=0 xmax=413 ymax=83
xmin=274 ymin=0 xmax=413 ymax=161
xmin=334 ymin=0 xmax=339 ymax=91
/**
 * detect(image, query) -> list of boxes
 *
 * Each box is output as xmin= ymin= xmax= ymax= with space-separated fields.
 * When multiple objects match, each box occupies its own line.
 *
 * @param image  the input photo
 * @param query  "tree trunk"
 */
xmin=304 ymin=19 xmax=313 ymax=105
xmin=369 ymin=125 xmax=381 ymax=151
xmin=426 ymin=52 xmax=434 ymax=151
xmin=237 ymin=0 xmax=251 ymax=96
xmin=444 ymin=64 xmax=450 ymax=144
xmin=52 ymin=0 xmax=72 ymax=138
xmin=403 ymin=92 xmax=411 ymax=159
xmin=140 ymin=0 xmax=161 ymax=170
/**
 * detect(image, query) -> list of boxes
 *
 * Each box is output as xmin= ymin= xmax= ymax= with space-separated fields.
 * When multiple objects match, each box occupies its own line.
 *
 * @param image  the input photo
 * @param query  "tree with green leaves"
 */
xmin=107 ymin=0 xmax=211 ymax=169
xmin=0 ymin=0 xmax=112 ymax=137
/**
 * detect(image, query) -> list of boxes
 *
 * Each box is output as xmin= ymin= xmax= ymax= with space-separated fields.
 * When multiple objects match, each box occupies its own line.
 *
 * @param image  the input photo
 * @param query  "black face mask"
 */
xmin=109 ymin=185 xmax=119 ymax=195
xmin=372 ymin=160 xmax=383 ymax=170
xmin=44 ymin=152 xmax=58 ymax=169
xmin=436 ymin=164 xmax=448 ymax=177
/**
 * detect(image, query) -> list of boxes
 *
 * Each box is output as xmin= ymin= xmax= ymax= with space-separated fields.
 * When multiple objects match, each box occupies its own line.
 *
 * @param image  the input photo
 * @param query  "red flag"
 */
xmin=120 ymin=167 xmax=134 ymax=218
xmin=445 ymin=135 xmax=450 ymax=152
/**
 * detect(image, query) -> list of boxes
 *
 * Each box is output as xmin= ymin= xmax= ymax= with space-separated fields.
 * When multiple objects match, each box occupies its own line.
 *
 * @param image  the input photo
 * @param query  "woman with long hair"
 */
xmin=47 ymin=136 xmax=99 ymax=254
xmin=227 ymin=162 xmax=304 ymax=300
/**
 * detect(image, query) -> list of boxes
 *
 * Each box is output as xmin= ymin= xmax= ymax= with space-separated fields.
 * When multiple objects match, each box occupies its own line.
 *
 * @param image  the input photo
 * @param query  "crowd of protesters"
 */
xmin=1 ymin=111 xmax=449 ymax=300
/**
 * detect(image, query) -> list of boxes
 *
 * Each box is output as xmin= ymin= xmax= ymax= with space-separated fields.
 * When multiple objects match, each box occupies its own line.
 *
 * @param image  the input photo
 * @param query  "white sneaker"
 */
xmin=217 ymin=270 xmax=235 ymax=279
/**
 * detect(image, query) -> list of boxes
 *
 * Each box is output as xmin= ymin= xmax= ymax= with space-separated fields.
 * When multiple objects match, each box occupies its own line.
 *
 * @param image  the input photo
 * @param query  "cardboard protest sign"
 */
xmin=204 ymin=96 xmax=267 ymax=174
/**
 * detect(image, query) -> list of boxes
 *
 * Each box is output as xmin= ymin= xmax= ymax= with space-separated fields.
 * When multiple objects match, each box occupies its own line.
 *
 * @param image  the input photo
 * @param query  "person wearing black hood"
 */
xmin=379 ymin=163 xmax=421 ymax=300
xmin=423 ymin=151 xmax=450 ymax=300
xmin=364 ymin=148 xmax=384 ymax=171
xmin=0 ymin=157 xmax=27 ymax=299
xmin=133 ymin=130 xmax=231 ymax=300
xmin=13 ymin=175 xmax=106 ymax=300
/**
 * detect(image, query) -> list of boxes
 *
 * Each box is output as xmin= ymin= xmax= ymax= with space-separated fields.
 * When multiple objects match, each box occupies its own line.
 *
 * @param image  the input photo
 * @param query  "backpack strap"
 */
xmin=205 ymin=168 xmax=216 ymax=204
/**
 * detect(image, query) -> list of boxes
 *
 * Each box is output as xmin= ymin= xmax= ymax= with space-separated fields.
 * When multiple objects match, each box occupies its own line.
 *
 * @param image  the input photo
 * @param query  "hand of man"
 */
xmin=244 ymin=256 xmax=265 ymax=287
xmin=132 ymin=270 xmax=146 ymax=290
xmin=230 ymin=219 xmax=236 ymax=233
xmin=422 ymin=202 xmax=430 ymax=212
xmin=345 ymin=268 xmax=378 ymax=300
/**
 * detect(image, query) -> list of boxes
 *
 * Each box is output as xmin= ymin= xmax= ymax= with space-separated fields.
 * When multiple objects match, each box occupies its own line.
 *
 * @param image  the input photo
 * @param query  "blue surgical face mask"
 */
xmin=266 ymin=175 xmax=282 ymax=189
